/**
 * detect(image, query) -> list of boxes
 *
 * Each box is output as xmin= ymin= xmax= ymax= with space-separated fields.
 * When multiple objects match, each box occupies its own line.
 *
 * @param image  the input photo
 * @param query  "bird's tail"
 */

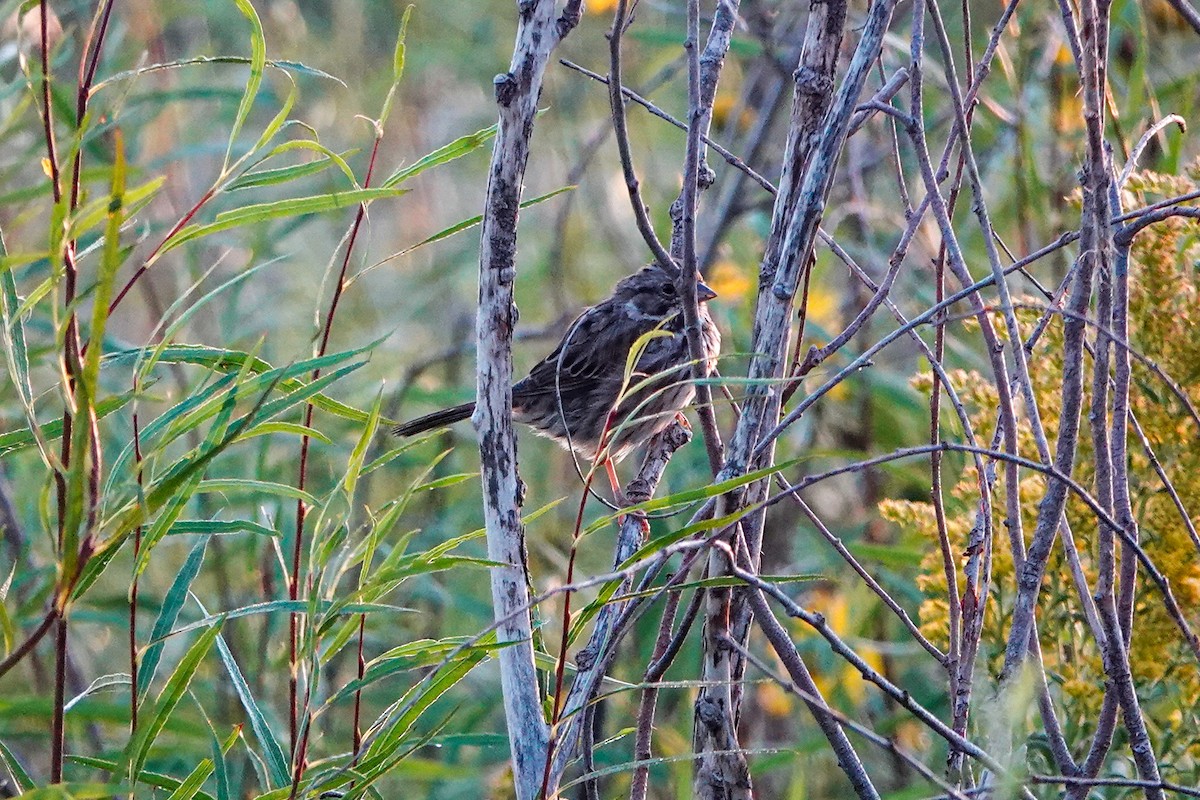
xmin=392 ymin=402 xmax=476 ymax=437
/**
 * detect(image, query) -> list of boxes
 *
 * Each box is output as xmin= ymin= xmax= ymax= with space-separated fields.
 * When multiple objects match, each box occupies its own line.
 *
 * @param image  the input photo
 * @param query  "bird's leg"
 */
xmin=603 ymin=457 xmax=649 ymax=535
xmin=675 ymin=411 xmax=692 ymax=431
xmin=604 ymin=458 xmax=627 ymax=508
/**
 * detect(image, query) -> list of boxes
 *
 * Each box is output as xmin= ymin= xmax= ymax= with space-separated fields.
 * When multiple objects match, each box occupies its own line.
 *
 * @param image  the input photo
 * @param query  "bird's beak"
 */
xmin=696 ymin=280 xmax=718 ymax=303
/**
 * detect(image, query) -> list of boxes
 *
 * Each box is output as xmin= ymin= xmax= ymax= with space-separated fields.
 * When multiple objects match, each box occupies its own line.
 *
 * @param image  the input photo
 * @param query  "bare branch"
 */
xmin=545 ymin=422 xmax=692 ymax=787
xmin=559 ymin=59 xmax=778 ymax=197
xmin=473 ymin=1 xmax=578 ymax=794
xmin=606 ymin=0 xmax=677 ymax=276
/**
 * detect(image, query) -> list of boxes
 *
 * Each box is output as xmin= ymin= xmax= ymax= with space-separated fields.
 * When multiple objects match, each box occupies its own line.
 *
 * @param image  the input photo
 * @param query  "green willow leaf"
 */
xmin=161 ymin=188 xmax=407 ymax=255
xmin=196 ymin=596 xmax=290 ymax=789
xmin=123 ymin=621 xmax=223 ymax=780
xmin=224 ymin=0 xmax=267 ymax=168
xmin=139 ymin=537 xmax=209 ymax=698
xmin=382 ymin=124 xmax=497 ymax=187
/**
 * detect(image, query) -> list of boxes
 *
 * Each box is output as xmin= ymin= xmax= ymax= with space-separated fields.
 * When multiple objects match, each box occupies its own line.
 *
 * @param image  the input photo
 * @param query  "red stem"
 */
xmin=351 ymin=614 xmax=367 ymax=759
xmin=0 ymin=611 xmax=57 ymax=680
xmin=38 ymin=1 xmax=61 ymax=204
xmin=287 ymin=678 xmax=313 ymax=800
xmin=39 ymin=2 xmax=70 ymax=780
xmin=130 ymin=411 xmax=143 ymax=736
xmin=289 ymin=135 xmax=383 ymax=780
xmin=539 ymin=409 xmax=619 ymax=799
xmin=72 ymin=0 xmax=117 ymax=212
xmin=108 ymin=186 xmax=217 ymax=316
xmin=50 ymin=616 xmax=67 ymax=782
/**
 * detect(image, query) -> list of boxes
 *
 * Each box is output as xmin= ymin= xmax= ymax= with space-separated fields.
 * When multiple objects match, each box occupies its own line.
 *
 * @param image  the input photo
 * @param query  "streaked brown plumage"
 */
xmin=393 ymin=265 xmax=721 ymax=463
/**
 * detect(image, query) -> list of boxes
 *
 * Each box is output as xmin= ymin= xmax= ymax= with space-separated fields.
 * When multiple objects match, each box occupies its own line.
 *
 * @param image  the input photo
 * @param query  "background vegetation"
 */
xmin=0 ymin=0 xmax=1198 ymax=797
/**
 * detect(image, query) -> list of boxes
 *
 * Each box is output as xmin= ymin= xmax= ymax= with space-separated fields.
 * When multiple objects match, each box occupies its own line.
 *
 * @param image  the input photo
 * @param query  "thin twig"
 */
xmin=559 ymin=59 xmax=777 ymax=196
xmin=628 ymin=587 xmax=685 ymax=800
xmin=545 ymin=422 xmax=692 ymax=788
xmin=724 ymin=541 xmax=1034 ymax=800
xmin=726 ymin=635 xmax=965 ymax=800
xmin=605 ymin=0 xmax=677 ymax=276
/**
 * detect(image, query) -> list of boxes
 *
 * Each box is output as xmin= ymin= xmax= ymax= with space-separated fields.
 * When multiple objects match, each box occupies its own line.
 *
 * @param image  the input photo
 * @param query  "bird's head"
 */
xmin=612 ymin=264 xmax=718 ymax=322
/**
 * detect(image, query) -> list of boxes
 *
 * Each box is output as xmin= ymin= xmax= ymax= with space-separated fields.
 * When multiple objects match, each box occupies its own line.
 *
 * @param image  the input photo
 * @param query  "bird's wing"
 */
xmin=513 ymin=307 xmax=626 ymax=399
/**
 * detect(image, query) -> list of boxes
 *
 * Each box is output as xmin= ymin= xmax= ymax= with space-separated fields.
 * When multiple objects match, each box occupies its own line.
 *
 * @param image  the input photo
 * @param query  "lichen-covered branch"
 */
xmin=473 ymin=2 xmax=579 ymax=796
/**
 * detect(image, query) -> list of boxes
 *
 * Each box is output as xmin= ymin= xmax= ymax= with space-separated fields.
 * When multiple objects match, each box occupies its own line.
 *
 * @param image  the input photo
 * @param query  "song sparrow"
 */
xmin=393 ymin=265 xmax=721 ymax=464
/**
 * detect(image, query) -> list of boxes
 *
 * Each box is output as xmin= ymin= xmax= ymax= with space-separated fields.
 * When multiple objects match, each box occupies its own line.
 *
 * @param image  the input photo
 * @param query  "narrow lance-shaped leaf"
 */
xmin=195 ymin=598 xmax=290 ymax=789
xmin=0 ymin=392 xmax=133 ymax=459
xmin=162 ymin=600 xmax=409 ymax=642
xmin=98 ymin=370 xmax=285 ymax=566
xmin=167 ymin=519 xmax=278 ymax=537
xmin=163 ymin=757 xmax=215 ymax=800
xmin=139 ymin=536 xmax=209 ymax=698
xmin=69 ymin=176 xmax=165 ymax=237
xmin=206 ymin=722 xmax=240 ymax=800
xmin=0 ymin=739 xmax=35 ymax=795
xmin=228 ymin=152 xmax=352 ymax=192
xmin=161 ymin=187 xmax=408 ymax=255
xmin=224 ymin=0 xmax=267 ymax=169
xmin=61 ymin=133 xmax=129 ymax=581
xmin=247 ymin=73 xmax=296 ymax=156
xmin=122 ymin=620 xmax=223 ymax=781
xmin=0 ymin=230 xmax=58 ymax=467
xmin=344 ymin=387 xmax=384 ymax=498
xmin=66 ymin=755 xmax=217 ymax=800
xmin=142 ymin=258 xmax=283 ymax=377
xmin=133 ymin=378 xmax=240 ymax=579
xmin=352 ymin=633 xmax=498 ymax=788
xmin=381 ymin=123 xmax=498 ymax=187
xmin=378 ymin=5 xmax=415 ymax=128
xmin=92 ymin=56 xmax=343 ymax=96
xmin=104 ymin=342 xmax=375 ymax=488
xmin=229 ymin=140 xmax=360 ymax=191
xmin=353 ymin=186 xmax=572 ymax=284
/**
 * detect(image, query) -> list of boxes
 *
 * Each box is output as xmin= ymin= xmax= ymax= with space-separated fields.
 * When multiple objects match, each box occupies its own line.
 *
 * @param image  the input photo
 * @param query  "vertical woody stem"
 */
xmin=474 ymin=2 xmax=579 ymax=797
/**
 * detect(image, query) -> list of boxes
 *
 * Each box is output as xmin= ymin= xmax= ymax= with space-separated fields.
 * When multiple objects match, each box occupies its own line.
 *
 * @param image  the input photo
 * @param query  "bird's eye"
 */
xmin=661 ymin=282 xmax=676 ymax=296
